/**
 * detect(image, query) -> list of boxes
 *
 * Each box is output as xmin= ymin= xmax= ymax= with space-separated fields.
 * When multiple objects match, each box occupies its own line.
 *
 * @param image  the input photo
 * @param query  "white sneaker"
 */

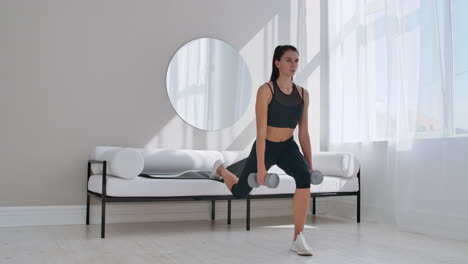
xmin=209 ymin=160 xmax=224 ymax=180
xmin=289 ymin=232 xmax=313 ymax=256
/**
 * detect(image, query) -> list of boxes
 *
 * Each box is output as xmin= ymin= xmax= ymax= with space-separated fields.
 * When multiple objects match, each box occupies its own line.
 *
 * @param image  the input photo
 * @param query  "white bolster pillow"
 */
xmin=221 ymin=150 xmax=250 ymax=167
xmin=141 ymin=149 xmax=224 ymax=174
xmin=312 ymin=152 xmax=355 ymax=178
xmin=91 ymin=147 xmax=144 ymax=180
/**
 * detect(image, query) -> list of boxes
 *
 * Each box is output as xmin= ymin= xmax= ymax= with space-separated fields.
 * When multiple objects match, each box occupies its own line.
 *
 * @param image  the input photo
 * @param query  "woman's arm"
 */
xmin=298 ymin=88 xmax=313 ymax=171
xmin=255 ymin=84 xmax=271 ymax=182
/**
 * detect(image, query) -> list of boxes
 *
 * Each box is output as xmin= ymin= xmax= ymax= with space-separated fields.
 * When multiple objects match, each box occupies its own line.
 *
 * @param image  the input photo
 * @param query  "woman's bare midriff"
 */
xmin=265 ymin=126 xmax=294 ymax=142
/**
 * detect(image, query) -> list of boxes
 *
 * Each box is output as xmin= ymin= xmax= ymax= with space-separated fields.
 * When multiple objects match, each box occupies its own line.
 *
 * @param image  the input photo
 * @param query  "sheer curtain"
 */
xmin=328 ymin=0 xmax=451 ymax=147
xmin=327 ymin=0 xmax=468 ymax=240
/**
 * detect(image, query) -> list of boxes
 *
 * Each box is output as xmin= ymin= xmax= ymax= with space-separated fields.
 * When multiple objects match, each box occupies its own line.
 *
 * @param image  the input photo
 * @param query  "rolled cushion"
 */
xmin=140 ymin=149 xmax=224 ymax=175
xmin=90 ymin=147 xmax=144 ymax=180
xmin=312 ymin=152 xmax=355 ymax=178
xmin=221 ymin=150 xmax=249 ymax=167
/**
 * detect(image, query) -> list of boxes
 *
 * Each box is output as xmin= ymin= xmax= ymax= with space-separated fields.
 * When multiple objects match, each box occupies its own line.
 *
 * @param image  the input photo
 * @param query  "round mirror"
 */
xmin=166 ymin=38 xmax=252 ymax=131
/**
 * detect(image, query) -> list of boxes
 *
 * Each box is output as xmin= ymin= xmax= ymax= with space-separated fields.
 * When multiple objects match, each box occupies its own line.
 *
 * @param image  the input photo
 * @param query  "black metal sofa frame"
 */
xmin=86 ymin=160 xmax=361 ymax=238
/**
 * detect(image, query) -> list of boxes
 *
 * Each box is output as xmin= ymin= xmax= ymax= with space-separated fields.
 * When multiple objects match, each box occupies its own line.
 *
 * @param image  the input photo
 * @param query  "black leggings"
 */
xmin=231 ymin=136 xmax=311 ymax=199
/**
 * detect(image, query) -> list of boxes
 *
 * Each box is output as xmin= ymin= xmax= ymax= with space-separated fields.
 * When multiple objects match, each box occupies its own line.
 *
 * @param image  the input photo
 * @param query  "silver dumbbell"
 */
xmin=247 ymin=173 xmax=280 ymax=188
xmin=311 ymin=170 xmax=324 ymax=185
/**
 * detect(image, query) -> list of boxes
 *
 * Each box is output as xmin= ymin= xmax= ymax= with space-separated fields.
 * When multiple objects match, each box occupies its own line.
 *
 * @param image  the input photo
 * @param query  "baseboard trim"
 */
xmin=0 ymin=199 xmax=328 ymax=227
xmin=324 ymin=198 xmax=387 ymax=224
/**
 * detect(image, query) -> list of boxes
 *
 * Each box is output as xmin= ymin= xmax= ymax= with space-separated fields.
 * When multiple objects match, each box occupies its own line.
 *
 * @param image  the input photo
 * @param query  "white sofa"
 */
xmin=87 ymin=146 xmax=361 ymax=238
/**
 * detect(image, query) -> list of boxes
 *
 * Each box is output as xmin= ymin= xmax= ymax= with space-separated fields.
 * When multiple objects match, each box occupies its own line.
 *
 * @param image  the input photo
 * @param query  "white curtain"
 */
xmin=328 ymin=0 xmax=455 ymax=147
xmin=327 ymin=0 xmax=468 ymax=240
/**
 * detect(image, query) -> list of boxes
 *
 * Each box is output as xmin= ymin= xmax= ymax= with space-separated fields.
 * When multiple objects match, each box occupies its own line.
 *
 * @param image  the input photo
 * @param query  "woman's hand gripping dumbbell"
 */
xmin=247 ymin=169 xmax=323 ymax=188
xmin=247 ymin=172 xmax=280 ymax=188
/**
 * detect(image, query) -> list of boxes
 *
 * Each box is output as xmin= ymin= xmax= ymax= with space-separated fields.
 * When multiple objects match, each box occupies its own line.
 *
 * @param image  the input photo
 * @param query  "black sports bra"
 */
xmin=266 ymin=81 xmax=304 ymax=129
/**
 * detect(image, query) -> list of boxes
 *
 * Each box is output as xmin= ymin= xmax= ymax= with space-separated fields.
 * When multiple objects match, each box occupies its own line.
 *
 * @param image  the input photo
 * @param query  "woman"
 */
xmin=212 ymin=45 xmax=314 ymax=256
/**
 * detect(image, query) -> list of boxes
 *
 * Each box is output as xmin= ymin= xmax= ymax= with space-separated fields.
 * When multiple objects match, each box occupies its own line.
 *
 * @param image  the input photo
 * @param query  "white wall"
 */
xmin=1 ymin=0 xmax=323 ymax=207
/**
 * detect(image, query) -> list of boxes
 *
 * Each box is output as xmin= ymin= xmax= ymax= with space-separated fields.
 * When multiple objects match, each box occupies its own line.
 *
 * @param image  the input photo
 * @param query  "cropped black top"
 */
xmin=266 ymin=81 xmax=304 ymax=129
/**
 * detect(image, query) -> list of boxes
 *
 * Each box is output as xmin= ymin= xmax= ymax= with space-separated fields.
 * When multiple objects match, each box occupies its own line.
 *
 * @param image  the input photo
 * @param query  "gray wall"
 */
xmin=2 ymin=0 xmax=322 ymax=206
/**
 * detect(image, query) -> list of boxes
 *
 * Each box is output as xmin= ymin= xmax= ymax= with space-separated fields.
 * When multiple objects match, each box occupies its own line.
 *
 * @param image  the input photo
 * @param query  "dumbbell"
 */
xmin=247 ymin=173 xmax=280 ymax=188
xmin=310 ymin=170 xmax=324 ymax=185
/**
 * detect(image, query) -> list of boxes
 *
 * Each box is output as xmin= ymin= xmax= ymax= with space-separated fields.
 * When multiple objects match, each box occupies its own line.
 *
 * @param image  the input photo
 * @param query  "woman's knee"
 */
xmin=233 ymin=192 xmax=249 ymax=199
xmin=294 ymin=171 xmax=311 ymax=188
xmin=231 ymin=184 xmax=251 ymax=199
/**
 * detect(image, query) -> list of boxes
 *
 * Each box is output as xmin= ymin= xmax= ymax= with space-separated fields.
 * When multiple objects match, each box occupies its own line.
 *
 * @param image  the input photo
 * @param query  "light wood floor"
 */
xmin=1 ymin=215 xmax=467 ymax=264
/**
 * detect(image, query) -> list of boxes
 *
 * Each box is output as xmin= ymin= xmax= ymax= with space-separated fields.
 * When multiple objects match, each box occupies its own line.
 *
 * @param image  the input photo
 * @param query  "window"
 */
xmin=452 ymin=0 xmax=468 ymax=135
xmin=329 ymin=0 xmax=468 ymax=144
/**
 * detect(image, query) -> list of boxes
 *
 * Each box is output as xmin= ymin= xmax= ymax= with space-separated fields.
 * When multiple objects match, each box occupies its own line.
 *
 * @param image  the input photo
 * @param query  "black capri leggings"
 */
xmin=230 ymin=136 xmax=311 ymax=199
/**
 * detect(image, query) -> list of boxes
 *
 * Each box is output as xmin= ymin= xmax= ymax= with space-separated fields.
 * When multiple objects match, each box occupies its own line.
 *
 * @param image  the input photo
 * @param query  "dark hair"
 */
xmin=269 ymin=45 xmax=299 ymax=82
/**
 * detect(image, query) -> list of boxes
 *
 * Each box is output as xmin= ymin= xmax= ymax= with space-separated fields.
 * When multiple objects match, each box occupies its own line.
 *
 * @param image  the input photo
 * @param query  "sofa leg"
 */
xmin=357 ymin=192 xmax=361 ymax=223
xmin=86 ymin=194 xmax=90 ymax=225
xmin=101 ymin=197 xmax=106 ymax=238
xmin=227 ymin=200 xmax=231 ymax=225
xmin=211 ymin=200 xmax=215 ymax=220
xmin=246 ymin=199 xmax=250 ymax=231
xmin=312 ymin=196 xmax=316 ymax=215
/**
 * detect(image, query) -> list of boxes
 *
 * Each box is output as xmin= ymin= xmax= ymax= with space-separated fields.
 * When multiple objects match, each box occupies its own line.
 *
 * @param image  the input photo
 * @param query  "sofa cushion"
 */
xmin=90 ymin=147 xmax=358 ymax=180
xmin=138 ymin=149 xmax=224 ymax=175
xmin=87 ymin=174 xmax=359 ymax=197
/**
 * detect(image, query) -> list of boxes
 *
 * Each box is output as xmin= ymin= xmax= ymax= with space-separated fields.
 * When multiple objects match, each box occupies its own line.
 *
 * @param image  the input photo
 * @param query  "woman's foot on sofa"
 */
xmin=209 ymin=160 xmax=224 ymax=180
xmin=217 ymin=165 xmax=239 ymax=190
xmin=209 ymin=160 xmax=239 ymax=189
